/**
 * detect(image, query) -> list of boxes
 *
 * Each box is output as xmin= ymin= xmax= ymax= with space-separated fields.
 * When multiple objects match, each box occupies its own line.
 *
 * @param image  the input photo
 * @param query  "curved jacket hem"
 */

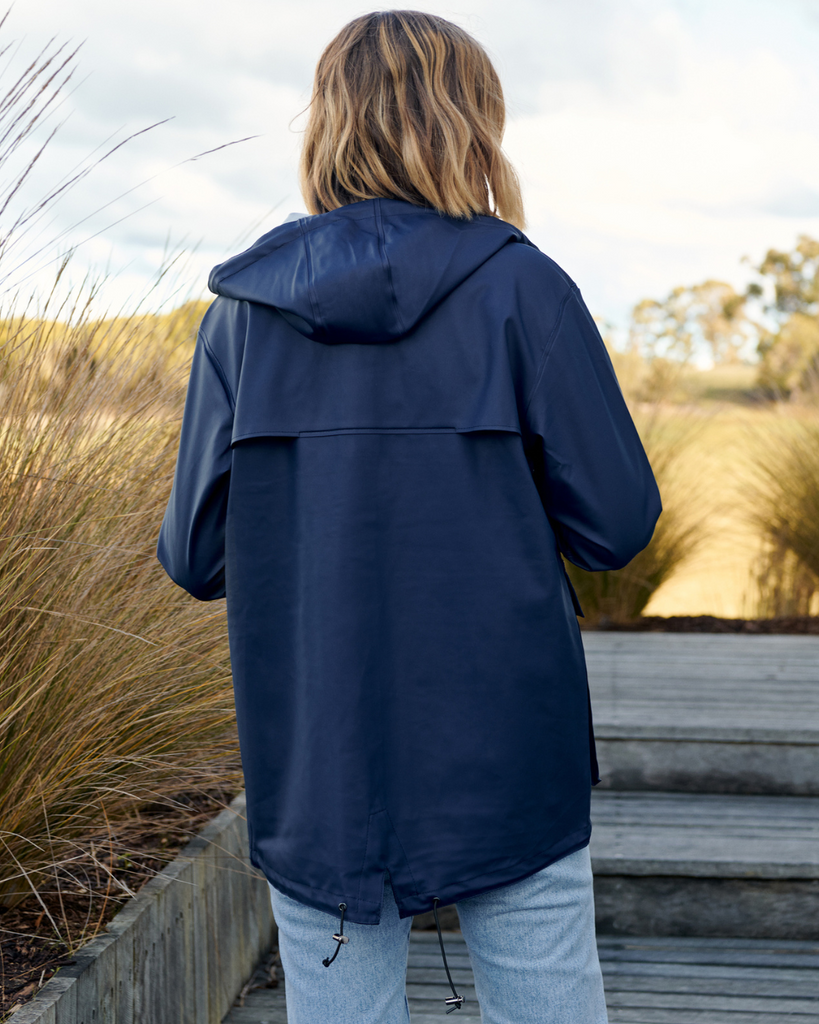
xmin=252 ymin=823 xmax=592 ymax=926
xmin=393 ymin=825 xmax=593 ymax=920
xmin=256 ymin=861 xmax=385 ymax=925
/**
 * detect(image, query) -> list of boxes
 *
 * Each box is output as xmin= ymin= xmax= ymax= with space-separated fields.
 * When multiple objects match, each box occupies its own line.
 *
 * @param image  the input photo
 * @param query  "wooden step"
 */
xmin=597 ymin=934 xmax=819 ymax=1024
xmin=223 ymin=932 xmax=819 ymax=1023
xmin=591 ymin=790 xmax=819 ymax=939
xmin=584 ymin=634 xmax=819 ymax=795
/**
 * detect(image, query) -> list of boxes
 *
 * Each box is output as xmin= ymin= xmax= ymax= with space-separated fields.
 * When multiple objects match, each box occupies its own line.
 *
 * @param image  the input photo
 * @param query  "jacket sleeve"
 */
xmin=525 ymin=286 xmax=661 ymax=571
xmin=157 ymin=330 xmax=234 ymax=600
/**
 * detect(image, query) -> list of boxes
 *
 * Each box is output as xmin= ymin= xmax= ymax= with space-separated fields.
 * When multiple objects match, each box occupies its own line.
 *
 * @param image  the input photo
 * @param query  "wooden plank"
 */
xmin=226 ymin=991 xmax=287 ymax=1009
xmin=582 ymin=635 xmax=819 ymax=735
xmin=593 ymin=792 xmax=819 ymax=821
xmin=597 ymin=935 xmax=819 ymax=952
xmin=596 ymin=726 xmax=819 ymax=742
xmin=223 ymin=1008 xmax=288 ymax=1024
xmin=582 ymin=633 xmax=819 ymax=652
xmin=590 ymin=663 xmax=819 ymax=673
xmin=604 ymin=990 xmax=818 ymax=1013
xmin=588 ymin=678 xmax=819 ymax=689
xmin=602 ymin=973 xmax=819 ymax=997
xmin=591 ymin=854 xmax=819 ymax=879
xmin=221 ymin=987 xmax=287 ymax=1024
xmin=607 ymin=1009 xmax=819 ymax=1024
xmin=590 ymin=678 xmax=819 ymax=693
xmin=598 ymin=948 xmax=819 ymax=969
xmin=602 ymin=961 xmax=819 ymax=983
xmin=590 ymin=790 xmax=819 ymax=879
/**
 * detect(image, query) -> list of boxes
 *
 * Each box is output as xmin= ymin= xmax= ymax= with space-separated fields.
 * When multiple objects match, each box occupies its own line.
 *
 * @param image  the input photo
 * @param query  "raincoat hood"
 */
xmin=208 ymin=198 xmax=526 ymax=344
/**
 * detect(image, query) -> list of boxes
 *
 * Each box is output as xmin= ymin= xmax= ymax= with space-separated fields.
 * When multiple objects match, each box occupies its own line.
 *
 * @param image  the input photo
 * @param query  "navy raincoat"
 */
xmin=158 ymin=198 xmax=660 ymax=925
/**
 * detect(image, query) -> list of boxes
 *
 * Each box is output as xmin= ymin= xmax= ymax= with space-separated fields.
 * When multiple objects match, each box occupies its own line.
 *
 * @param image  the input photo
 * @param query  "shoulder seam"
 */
xmin=200 ymin=329 xmax=236 ymax=413
xmin=523 ymin=284 xmax=578 ymax=417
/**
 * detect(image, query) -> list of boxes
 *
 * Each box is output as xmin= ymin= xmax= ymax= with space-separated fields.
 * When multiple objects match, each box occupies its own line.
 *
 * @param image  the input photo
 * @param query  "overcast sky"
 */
xmin=6 ymin=0 xmax=819 ymax=328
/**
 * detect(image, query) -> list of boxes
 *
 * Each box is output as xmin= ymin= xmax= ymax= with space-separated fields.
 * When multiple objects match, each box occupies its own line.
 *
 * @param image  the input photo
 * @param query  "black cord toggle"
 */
xmin=433 ymin=897 xmax=464 ymax=1013
xmin=322 ymin=903 xmax=349 ymax=967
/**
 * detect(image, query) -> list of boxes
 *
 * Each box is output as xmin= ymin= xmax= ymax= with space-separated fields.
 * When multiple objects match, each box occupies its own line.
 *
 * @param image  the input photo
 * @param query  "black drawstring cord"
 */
xmin=322 ymin=903 xmax=349 ymax=967
xmin=432 ymin=898 xmax=464 ymax=1013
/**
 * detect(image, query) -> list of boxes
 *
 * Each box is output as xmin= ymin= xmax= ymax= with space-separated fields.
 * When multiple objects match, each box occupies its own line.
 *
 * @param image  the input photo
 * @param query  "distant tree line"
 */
xmin=627 ymin=235 xmax=819 ymax=401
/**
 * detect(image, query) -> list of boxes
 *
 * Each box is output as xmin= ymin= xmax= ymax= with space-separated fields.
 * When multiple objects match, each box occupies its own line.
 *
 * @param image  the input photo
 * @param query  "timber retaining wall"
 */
xmin=14 ymin=793 xmax=275 ymax=1024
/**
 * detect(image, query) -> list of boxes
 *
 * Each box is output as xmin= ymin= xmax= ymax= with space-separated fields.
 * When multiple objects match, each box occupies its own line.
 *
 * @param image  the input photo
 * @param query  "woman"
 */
xmin=158 ymin=11 xmax=660 ymax=1023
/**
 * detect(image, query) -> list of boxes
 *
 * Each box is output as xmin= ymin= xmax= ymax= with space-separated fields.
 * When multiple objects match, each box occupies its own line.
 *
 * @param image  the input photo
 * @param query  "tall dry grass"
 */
xmin=746 ymin=417 xmax=819 ymax=617
xmin=0 ymin=291 xmax=239 ymax=913
xmin=0 ymin=22 xmax=239 ymax=927
xmin=566 ymin=413 xmax=708 ymax=624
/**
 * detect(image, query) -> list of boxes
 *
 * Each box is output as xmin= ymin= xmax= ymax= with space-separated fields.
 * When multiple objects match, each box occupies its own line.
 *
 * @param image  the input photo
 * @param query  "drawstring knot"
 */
xmin=433 ymin=897 xmax=464 ymax=1013
xmin=320 ymin=893 xmax=465 ymax=1017
xmin=322 ymin=902 xmax=349 ymax=967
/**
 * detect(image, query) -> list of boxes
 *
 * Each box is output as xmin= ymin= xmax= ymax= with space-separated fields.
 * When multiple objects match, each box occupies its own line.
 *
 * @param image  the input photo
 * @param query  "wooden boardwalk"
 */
xmin=224 ymin=930 xmax=819 ymax=1023
xmin=582 ymin=633 xmax=819 ymax=938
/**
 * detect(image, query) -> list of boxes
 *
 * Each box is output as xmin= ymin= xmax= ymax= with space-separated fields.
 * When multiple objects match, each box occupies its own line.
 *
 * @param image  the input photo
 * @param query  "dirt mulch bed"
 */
xmin=0 ymin=787 xmax=240 ymax=1020
xmin=587 ymin=615 xmax=819 ymax=633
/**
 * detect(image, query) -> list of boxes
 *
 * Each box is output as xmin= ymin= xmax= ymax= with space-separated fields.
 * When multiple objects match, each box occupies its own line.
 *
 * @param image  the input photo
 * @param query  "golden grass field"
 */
xmin=637 ymin=367 xmax=819 ymax=618
xmin=644 ymin=407 xmax=766 ymax=617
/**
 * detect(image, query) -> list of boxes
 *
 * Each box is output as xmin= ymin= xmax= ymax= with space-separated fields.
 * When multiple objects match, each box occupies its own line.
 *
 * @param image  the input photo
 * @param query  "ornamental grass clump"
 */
xmin=0 ymin=291 xmax=239 ymax=913
xmin=0 ymin=19 xmax=240 ymax=922
xmin=565 ymin=415 xmax=707 ymax=624
xmin=746 ymin=416 xmax=819 ymax=617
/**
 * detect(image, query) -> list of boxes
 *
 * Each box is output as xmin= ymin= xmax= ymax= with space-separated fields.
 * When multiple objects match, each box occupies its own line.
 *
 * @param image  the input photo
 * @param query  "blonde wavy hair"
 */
xmin=299 ymin=11 xmax=525 ymax=228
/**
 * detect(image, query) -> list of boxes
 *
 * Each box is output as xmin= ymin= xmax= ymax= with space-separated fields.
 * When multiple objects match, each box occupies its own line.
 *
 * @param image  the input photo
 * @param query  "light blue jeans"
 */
xmin=268 ymin=846 xmax=608 ymax=1023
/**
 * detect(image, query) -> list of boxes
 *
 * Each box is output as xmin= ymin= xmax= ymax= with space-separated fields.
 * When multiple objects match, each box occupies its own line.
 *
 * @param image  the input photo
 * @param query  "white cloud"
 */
xmin=504 ymin=3 xmax=819 ymax=317
xmin=4 ymin=0 xmax=819 ymax=321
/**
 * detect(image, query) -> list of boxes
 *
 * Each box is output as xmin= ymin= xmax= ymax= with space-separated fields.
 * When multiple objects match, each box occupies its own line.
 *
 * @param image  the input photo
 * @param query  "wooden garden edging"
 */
xmin=13 ymin=793 xmax=275 ymax=1024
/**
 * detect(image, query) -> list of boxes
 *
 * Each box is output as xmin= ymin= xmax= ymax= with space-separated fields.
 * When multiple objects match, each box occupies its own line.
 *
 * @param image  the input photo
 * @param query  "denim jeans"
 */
xmin=268 ymin=845 xmax=608 ymax=1023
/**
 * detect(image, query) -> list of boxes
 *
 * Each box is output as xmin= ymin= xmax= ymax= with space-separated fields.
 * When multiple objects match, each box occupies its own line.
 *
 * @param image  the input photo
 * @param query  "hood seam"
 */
xmin=373 ymin=198 xmax=405 ymax=337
